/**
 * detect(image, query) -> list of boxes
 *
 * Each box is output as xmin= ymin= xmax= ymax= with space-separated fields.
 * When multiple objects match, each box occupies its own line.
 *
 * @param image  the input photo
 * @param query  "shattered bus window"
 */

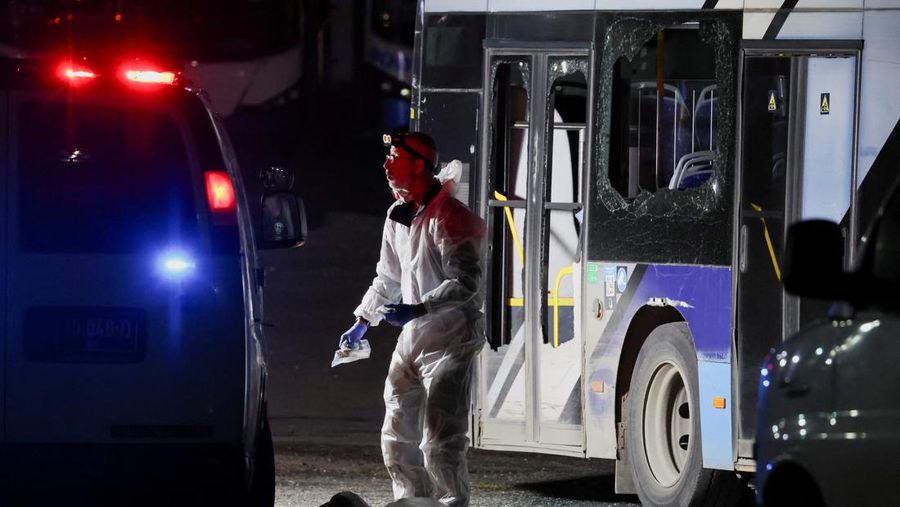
xmin=595 ymin=18 xmax=737 ymax=217
xmin=487 ymin=59 xmax=530 ymax=350
xmin=546 ymin=57 xmax=589 ymax=222
xmin=590 ymin=15 xmax=738 ymax=265
xmin=488 ymin=58 xmax=531 ymax=202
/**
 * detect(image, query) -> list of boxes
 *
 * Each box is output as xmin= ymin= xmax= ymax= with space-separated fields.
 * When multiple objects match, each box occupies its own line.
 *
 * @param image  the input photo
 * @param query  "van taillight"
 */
xmin=205 ymin=171 xmax=237 ymax=227
xmin=205 ymin=171 xmax=236 ymax=213
xmin=124 ymin=69 xmax=176 ymax=85
xmin=58 ymin=63 xmax=97 ymax=83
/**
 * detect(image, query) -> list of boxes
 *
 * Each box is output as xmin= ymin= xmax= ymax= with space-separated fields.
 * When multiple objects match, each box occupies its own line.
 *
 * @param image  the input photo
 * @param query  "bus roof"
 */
xmin=421 ymin=0 xmax=865 ymax=14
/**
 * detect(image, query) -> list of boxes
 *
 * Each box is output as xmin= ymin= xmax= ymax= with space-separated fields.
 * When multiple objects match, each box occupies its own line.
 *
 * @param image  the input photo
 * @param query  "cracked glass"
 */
xmin=596 ymin=18 xmax=737 ymax=216
xmin=588 ymin=15 xmax=738 ymax=265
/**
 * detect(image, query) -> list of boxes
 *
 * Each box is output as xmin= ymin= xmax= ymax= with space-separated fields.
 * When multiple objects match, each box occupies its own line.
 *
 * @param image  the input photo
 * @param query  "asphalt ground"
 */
xmin=273 ymin=438 xmax=639 ymax=507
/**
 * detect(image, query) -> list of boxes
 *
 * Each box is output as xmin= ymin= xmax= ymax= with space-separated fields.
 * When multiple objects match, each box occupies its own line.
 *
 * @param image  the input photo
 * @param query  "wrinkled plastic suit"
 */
xmin=354 ymin=175 xmax=485 ymax=507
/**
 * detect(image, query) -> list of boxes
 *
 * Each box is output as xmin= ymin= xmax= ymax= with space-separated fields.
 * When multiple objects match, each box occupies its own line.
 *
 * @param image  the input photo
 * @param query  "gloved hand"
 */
xmin=339 ymin=321 xmax=368 ymax=349
xmin=382 ymin=303 xmax=425 ymax=327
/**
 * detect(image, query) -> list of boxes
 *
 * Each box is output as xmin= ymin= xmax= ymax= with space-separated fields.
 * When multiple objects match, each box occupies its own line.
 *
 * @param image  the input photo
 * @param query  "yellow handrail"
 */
xmin=493 ymin=191 xmax=525 ymax=266
xmin=507 ymin=297 xmax=574 ymax=307
xmin=551 ymin=265 xmax=574 ymax=348
xmin=494 ymin=190 xmax=576 ymax=348
xmin=749 ymin=202 xmax=782 ymax=281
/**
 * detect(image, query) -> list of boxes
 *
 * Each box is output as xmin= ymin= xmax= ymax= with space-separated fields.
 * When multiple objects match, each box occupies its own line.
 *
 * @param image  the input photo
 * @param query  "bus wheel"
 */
xmin=626 ymin=322 xmax=739 ymax=506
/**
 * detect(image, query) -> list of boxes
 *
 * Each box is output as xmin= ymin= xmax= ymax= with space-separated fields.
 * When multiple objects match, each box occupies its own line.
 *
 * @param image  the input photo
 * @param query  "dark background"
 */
xmin=218 ymin=0 xmax=409 ymax=442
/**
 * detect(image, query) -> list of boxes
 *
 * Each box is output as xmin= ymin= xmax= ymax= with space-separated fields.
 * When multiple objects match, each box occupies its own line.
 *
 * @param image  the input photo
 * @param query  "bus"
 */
xmin=409 ymin=1 xmax=900 ymax=505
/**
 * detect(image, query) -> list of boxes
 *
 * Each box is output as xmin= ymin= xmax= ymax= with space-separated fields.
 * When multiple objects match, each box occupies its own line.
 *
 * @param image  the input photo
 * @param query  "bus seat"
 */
xmin=668 ymin=150 xmax=715 ymax=190
xmin=694 ymin=85 xmax=718 ymax=151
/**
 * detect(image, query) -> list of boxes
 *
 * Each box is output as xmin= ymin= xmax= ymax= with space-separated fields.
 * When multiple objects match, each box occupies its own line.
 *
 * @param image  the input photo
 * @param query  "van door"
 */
xmin=478 ymin=47 xmax=590 ymax=451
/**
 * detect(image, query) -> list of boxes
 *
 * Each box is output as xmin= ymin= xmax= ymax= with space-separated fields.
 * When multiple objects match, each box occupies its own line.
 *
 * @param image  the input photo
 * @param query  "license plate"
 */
xmin=24 ymin=307 xmax=147 ymax=363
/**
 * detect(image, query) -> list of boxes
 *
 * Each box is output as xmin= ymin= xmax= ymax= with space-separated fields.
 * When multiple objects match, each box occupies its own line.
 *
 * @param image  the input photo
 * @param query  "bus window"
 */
xmin=487 ymin=59 xmax=529 ymax=349
xmin=422 ymin=15 xmax=485 ymax=89
xmin=609 ymin=27 xmax=717 ymax=197
xmin=541 ymin=66 xmax=586 ymax=350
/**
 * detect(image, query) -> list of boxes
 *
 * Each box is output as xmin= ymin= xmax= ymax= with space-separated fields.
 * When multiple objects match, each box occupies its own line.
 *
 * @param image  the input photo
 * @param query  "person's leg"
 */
xmin=419 ymin=339 xmax=482 ymax=507
xmin=382 ymin=346 xmax=431 ymax=500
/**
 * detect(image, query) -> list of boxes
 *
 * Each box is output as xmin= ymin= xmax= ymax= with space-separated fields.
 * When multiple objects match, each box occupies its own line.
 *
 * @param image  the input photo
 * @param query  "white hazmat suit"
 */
xmin=354 ymin=179 xmax=485 ymax=507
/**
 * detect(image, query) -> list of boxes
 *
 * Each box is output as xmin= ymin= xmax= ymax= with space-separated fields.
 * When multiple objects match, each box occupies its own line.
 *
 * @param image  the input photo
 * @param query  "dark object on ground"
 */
xmin=320 ymin=491 xmax=370 ymax=507
xmin=385 ymin=498 xmax=443 ymax=506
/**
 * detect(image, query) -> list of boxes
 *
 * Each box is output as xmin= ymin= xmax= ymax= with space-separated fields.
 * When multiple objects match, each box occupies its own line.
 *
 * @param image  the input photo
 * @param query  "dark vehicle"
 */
xmin=0 ymin=57 xmax=305 ymax=503
xmin=756 ymin=180 xmax=900 ymax=506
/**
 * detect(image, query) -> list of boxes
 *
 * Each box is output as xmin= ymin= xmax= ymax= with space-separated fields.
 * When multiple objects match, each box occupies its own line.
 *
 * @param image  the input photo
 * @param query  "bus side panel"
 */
xmin=742 ymin=2 xmax=863 ymax=41
xmin=584 ymin=263 xmax=733 ymax=469
xmin=417 ymin=91 xmax=480 ymax=208
xmin=856 ymin=8 xmax=900 ymax=232
xmin=419 ymin=13 xmax=485 ymax=91
xmin=416 ymin=13 xmax=486 ymax=209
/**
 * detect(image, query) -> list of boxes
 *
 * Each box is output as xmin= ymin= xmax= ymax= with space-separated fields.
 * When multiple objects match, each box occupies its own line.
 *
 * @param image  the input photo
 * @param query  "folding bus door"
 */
xmin=479 ymin=47 xmax=590 ymax=453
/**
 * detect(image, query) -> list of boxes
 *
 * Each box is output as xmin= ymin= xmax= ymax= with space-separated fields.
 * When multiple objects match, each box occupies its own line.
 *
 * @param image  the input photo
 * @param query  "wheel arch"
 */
xmin=614 ymin=304 xmax=687 ymax=425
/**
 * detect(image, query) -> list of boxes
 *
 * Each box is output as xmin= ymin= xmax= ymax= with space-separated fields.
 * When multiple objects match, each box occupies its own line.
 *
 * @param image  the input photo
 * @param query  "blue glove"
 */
xmin=382 ymin=303 xmax=425 ymax=327
xmin=339 ymin=321 xmax=368 ymax=349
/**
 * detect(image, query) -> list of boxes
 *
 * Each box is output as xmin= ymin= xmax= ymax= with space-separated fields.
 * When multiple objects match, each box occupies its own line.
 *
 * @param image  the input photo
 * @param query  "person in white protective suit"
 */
xmin=338 ymin=131 xmax=486 ymax=506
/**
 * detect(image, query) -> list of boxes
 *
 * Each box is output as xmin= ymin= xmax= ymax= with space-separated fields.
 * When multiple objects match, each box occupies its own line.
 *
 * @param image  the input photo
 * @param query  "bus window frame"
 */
xmin=589 ymin=13 xmax=740 ymax=268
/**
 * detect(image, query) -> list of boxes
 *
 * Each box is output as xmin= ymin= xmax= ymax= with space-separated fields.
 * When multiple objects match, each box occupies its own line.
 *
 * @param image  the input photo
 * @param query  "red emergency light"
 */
xmin=58 ymin=63 xmax=97 ymax=84
xmin=124 ymin=69 xmax=176 ymax=85
xmin=56 ymin=59 xmax=178 ymax=88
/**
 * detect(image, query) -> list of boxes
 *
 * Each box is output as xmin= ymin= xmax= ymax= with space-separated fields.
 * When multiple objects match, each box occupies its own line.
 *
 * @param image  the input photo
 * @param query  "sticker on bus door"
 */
xmin=604 ymin=266 xmax=616 ymax=309
xmin=616 ymin=266 xmax=628 ymax=293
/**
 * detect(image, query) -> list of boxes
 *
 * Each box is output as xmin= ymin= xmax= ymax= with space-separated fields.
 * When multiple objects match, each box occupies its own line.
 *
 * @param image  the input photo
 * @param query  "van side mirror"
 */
xmin=783 ymin=220 xmax=849 ymax=299
xmin=257 ymin=166 xmax=306 ymax=249
xmin=258 ymin=192 xmax=307 ymax=249
xmin=259 ymin=166 xmax=294 ymax=192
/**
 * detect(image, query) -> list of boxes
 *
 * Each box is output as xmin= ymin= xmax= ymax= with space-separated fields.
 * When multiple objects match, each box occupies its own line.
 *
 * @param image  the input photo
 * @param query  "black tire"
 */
xmin=626 ymin=322 xmax=742 ymax=507
xmin=247 ymin=415 xmax=276 ymax=506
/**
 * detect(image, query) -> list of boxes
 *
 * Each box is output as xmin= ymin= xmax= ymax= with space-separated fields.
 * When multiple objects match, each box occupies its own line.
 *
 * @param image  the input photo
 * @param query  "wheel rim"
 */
xmin=643 ymin=361 xmax=691 ymax=488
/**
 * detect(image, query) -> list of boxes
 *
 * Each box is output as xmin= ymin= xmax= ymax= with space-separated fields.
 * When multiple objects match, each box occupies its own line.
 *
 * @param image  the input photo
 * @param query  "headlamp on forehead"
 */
xmin=383 ymin=131 xmax=439 ymax=171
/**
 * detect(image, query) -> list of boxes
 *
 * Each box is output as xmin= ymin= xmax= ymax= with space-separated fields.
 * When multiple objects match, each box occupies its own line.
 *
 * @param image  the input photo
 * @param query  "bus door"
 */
xmin=735 ymin=47 xmax=859 ymax=453
xmin=478 ymin=46 xmax=590 ymax=451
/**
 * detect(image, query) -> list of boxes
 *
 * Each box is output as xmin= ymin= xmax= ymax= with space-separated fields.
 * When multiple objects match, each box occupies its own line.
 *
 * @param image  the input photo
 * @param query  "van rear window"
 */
xmin=17 ymin=101 xmax=199 ymax=254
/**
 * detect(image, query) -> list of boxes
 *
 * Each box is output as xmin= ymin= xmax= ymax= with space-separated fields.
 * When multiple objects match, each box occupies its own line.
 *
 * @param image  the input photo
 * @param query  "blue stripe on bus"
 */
xmin=641 ymin=264 xmax=732 ymax=362
xmin=592 ymin=264 xmax=731 ymax=361
xmin=586 ymin=263 xmax=733 ymax=465
xmin=628 ymin=264 xmax=734 ymax=470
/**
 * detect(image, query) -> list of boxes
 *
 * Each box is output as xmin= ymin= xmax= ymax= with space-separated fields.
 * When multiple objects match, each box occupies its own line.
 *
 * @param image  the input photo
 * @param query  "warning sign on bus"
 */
xmin=767 ymin=90 xmax=777 ymax=112
xmin=820 ymin=93 xmax=830 ymax=114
